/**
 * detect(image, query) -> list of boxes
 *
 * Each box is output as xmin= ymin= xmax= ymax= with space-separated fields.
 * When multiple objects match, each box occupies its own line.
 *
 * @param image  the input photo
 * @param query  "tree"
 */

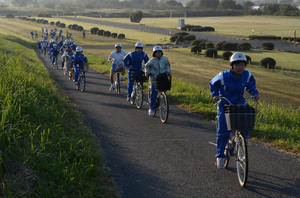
xmin=12 ymin=0 xmax=31 ymax=7
xmin=262 ymin=3 xmax=280 ymax=15
xmin=199 ymin=0 xmax=219 ymax=9
xmin=130 ymin=11 xmax=143 ymax=23
xmin=218 ymin=0 xmax=238 ymax=9
xmin=243 ymin=1 xmax=254 ymax=10
xmin=165 ymin=0 xmax=184 ymax=8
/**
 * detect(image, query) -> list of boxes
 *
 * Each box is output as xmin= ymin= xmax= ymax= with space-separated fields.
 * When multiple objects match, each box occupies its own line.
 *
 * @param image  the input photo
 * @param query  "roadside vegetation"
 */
xmin=0 ymin=34 xmax=116 ymax=197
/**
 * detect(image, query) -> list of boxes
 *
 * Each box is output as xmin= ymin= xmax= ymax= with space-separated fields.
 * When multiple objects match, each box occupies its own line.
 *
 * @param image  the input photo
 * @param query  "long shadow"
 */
xmin=4 ymin=35 xmax=35 ymax=50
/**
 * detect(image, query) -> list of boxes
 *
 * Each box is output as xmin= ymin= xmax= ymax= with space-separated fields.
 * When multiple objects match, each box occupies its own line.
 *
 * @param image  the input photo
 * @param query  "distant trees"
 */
xmin=130 ymin=11 xmax=143 ymax=23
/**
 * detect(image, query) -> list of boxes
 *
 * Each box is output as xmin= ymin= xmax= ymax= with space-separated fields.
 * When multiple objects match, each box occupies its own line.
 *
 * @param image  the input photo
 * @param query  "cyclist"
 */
xmin=30 ymin=31 xmax=34 ymax=39
xmin=34 ymin=30 xmax=38 ymax=38
xmin=62 ymin=46 xmax=76 ymax=72
xmin=37 ymin=39 xmax=42 ymax=53
xmin=108 ymin=43 xmax=127 ymax=92
xmin=71 ymin=46 xmax=88 ymax=85
xmin=123 ymin=42 xmax=149 ymax=101
xmin=49 ymin=44 xmax=60 ymax=67
xmin=145 ymin=46 xmax=171 ymax=116
xmin=209 ymin=52 xmax=259 ymax=169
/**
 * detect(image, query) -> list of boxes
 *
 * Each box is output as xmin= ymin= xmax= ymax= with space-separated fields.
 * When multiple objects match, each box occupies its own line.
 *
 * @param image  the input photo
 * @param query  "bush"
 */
xmin=262 ymin=42 xmax=275 ymax=50
xmin=216 ymin=41 xmax=226 ymax=50
xmin=72 ymin=24 xmax=79 ymax=30
xmin=6 ymin=14 xmax=15 ymax=18
xmin=60 ymin=23 xmax=66 ymax=28
xmin=68 ymin=24 xmax=73 ymax=29
xmin=191 ymin=39 xmax=201 ymax=46
xmin=260 ymin=57 xmax=276 ymax=68
xmin=37 ymin=13 xmax=52 ymax=17
xmin=90 ymin=27 xmax=99 ymax=34
xmin=130 ymin=11 xmax=143 ymax=23
xmin=50 ymin=21 xmax=55 ymax=25
xmin=76 ymin=26 xmax=84 ymax=31
xmin=118 ymin=33 xmax=125 ymax=39
xmin=239 ymin=42 xmax=252 ymax=50
xmin=206 ymin=42 xmax=214 ymax=49
xmin=111 ymin=33 xmax=118 ymax=38
xmin=181 ymin=24 xmax=198 ymax=31
xmin=191 ymin=45 xmax=202 ymax=54
xmin=246 ymin=55 xmax=252 ymax=64
xmin=222 ymin=51 xmax=233 ymax=60
xmin=104 ymin=31 xmax=111 ymax=37
xmin=249 ymin=35 xmax=281 ymax=40
xmin=190 ymin=27 xmax=203 ymax=32
xmin=183 ymin=35 xmax=196 ymax=42
xmin=170 ymin=35 xmax=184 ymax=43
xmin=199 ymin=26 xmax=215 ymax=32
xmin=222 ymin=42 xmax=237 ymax=51
xmin=31 ymin=18 xmax=36 ymax=22
xmin=205 ymin=48 xmax=218 ymax=58
xmin=42 ymin=20 xmax=48 ymax=24
xmin=97 ymin=30 xmax=105 ymax=36
xmin=173 ymin=32 xmax=189 ymax=37
xmin=200 ymin=42 xmax=206 ymax=49
xmin=55 ymin=21 xmax=61 ymax=26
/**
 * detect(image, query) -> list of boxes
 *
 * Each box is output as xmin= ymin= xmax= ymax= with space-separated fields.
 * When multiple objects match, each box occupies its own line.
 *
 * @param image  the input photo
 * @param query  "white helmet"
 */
xmin=153 ymin=46 xmax=162 ymax=52
xmin=115 ymin=43 xmax=122 ymax=48
xmin=76 ymin=46 xmax=83 ymax=52
xmin=135 ymin=42 xmax=143 ymax=48
xmin=73 ymin=42 xmax=77 ymax=45
xmin=230 ymin=52 xmax=247 ymax=64
xmin=65 ymin=39 xmax=69 ymax=43
xmin=53 ymin=44 xmax=57 ymax=47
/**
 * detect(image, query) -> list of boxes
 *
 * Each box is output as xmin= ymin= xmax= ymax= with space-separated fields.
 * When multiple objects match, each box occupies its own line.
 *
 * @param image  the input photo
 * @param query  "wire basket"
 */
xmin=83 ymin=63 xmax=89 ymax=72
xmin=153 ymin=73 xmax=171 ymax=91
xmin=224 ymin=105 xmax=256 ymax=130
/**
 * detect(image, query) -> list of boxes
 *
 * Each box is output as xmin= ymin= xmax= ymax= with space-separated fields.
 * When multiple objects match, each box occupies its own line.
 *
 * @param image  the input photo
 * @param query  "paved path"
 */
xmin=60 ymin=16 xmax=300 ymax=53
xmin=40 ymin=54 xmax=300 ymax=198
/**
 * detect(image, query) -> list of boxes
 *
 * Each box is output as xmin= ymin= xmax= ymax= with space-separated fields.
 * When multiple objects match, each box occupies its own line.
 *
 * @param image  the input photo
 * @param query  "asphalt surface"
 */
xmin=40 ymin=54 xmax=300 ymax=198
xmin=59 ymin=16 xmax=300 ymax=53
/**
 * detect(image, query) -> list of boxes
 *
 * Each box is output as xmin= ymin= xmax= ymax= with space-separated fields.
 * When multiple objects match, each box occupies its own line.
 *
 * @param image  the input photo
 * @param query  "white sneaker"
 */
xmin=109 ymin=84 xmax=114 ymax=92
xmin=216 ymin=158 xmax=225 ymax=169
xmin=74 ymin=82 xmax=79 ymax=85
xmin=148 ymin=109 xmax=154 ymax=116
xmin=121 ymin=76 xmax=126 ymax=81
xmin=126 ymin=96 xmax=130 ymax=102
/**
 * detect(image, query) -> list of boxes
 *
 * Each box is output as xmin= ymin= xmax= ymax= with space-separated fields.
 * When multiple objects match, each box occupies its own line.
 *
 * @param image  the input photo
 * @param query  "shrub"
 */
xmin=206 ymin=42 xmax=214 ymax=49
xmin=191 ymin=39 xmax=201 ymax=46
xmin=199 ymin=26 xmax=215 ymax=32
xmin=249 ymin=35 xmax=281 ymax=40
xmin=118 ymin=33 xmax=125 ymax=39
xmin=72 ymin=24 xmax=78 ymax=30
xmin=130 ymin=11 xmax=143 ymax=23
xmin=31 ymin=18 xmax=36 ymax=22
xmin=205 ymin=48 xmax=218 ymax=58
xmin=222 ymin=42 xmax=237 ymax=51
xmin=183 ymin=35 xmax=196 ymax=42
xmin=6 ymin=14 xmax=15 ymax=18
xmin=60 ymin=23 xmax=66 ymax=28
xmin=90 ymin=27 xmax=99 ymax=34
xmin=37 ymin=13 xmax=52 ymax=17
xmin=190 ymin=27 xmax=203 ymax=32
xmin=68 ymin=24 xmax=73 ymax=29
xmin=173 ymin=32 xmax=189 ymax=37
xmin=199 ymin=42 xmax=206 ymax=49
xmin=181 ymin=24 xmax=196 ymax=31
xmin=262 ymin=42 xmax=274 ymax=50
xmin=246 ymin=55 xmax=252 ymax=64
xmin=104 ymin=31 xmax=111 ymax=37
xmin=170 ymin=35 xmax=184 ymax=43
xmin=50 ymin=21 xmax=55 ymax=25
xmin=222 ymin=51 xmax=233 ymax=60
xmin=216 ymin=41 xmax=226 ymax=50
xmin=260 ymin=57 xmax=276 ymax=69
xmin=239 ymin=42 xmax=252 ymax=50
xmin=111 ymin=33 xmax=118 ymax=38
xmin=76 ymin=26 xmax=84 ymax=31
xmin=191 ymin=45 xmax=202 ymax=54
xmin=55 ymin=21 xmax=61 ymax=26
xmin=97 ymin=30 xmax=105 ymax=36
xmin=42 ymin=20 xmax=48 ymax=24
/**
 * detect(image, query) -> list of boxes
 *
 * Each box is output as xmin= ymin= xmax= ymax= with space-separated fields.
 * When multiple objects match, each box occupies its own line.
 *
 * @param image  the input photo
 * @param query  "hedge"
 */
xmin=222 ymin=42 xmax=238 ymax=51
xmin=191 ymin=45 xmax=202 ymax=54
xmin=222 ymin=51 xmax=233 ymax=60
xmin=76 ymin=26 xmax=84 ymax=31
xmin=249 ymin=35 xmax=281 ymax=40
xmin=206 ymin=42 xmax=214 ymax=49
xmin=6 ymin=14 xmax=15 ymax=18
xmin=205 ymin=48 xmax=217 ymax=58
xmin=111 ymin=33 xmax=118 ymax=38
xmin=191 ymin=39 xmax=201 ymax=46
xmin=118 ymin=34 xmax=125 ymax=39
xmin=239 ymin=42 xmax=252 ymax=50
xmin=260 ymin=57 xmax=276 ymax=69
xmin=262 ymin=42 xmax=275 ymax=50
xmin=183 ymin=35 xmax=196 ymax=42
xmin=216 ymin=41 xmax=226 ymax=50
xmin=90 ymin=27 xmax=99 ymax=34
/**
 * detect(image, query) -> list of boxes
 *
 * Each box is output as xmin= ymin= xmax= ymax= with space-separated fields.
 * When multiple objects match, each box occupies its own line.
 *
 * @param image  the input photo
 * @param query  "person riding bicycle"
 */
xmin=145 ymin=46 xmax=171 ymax=116
xmin=108 ymin=43 xmax=127 ymax=92
xmin=209 ymin=52 xmax=259 ymax=169
xmin=62 ymin=46 xmax=76 ymax=72
xmin=71 ymin=46 xmax=88 ymax=85
xmin=123 ymin=42 xmax=149 ymax=101
xmin=49 ymin=44 xmax=60 ymax=67
xmin=37 ymin=40 xmax=42 ymax=52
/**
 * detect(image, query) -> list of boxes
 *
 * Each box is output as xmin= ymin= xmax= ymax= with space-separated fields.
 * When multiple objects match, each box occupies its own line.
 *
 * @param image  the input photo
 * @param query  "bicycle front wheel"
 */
xmin=135 ymin=84 xmax=143 ymax=109
xmin=236 ymin=133 xmax=248 ymax=187
xmin=116 ymin=73 xmax=121 ymax=95
xmin=79 ymin=74 xmax=86 ymax=92
xmin=159 ymin=92 xmax=169 ymax=123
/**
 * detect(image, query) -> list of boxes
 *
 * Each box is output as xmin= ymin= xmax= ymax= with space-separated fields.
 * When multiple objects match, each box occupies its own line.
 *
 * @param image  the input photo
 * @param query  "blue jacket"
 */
xmin=123 ymin=51 xmax=149 ymax=71
xmin=210 ymin=69 xmax=258 ymax=105
xmin=71 ymin=54 xmax=88 ymax=68
xmin=50 ymin=48 xmax=60 ymax=56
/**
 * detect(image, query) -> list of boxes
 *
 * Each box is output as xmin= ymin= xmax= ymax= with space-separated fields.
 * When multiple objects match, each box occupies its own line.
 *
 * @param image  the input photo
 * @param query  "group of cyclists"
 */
xmin=36 ymin=30 xmax=260 ymax=169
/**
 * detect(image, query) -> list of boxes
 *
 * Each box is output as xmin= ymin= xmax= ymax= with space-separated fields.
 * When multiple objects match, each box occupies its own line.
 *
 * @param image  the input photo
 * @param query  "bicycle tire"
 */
xmin=224 ymin=136 xmax=234 ymax=168
xmin=79 ymin=74 xmax=86 ymax=92
xmin=159 ymin=92 xmax=169 ymax=123
xmin=236 ymin=133 xmax=248 ymax=187
xmin=135 ymin=84 xmax=143 ymax=109
xmin=116 ymin=73 xmax=121 ymax=95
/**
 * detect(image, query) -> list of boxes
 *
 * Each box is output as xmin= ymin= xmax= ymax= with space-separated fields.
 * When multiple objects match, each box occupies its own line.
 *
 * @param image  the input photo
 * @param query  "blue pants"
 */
xmin=150 ymin=83 xmax=158 ymax=110
xmin=127 ymin=70 xmax=143 ymax=98
xmin=216 ymin=103 xmax=249 ymax=158
xmin=52 ymin=56 xmax=57 ymax=65
xmin=61 ymin=60 xmax=64 ymax=69
xmin=74 ymin=66 xmax=83 ymax=82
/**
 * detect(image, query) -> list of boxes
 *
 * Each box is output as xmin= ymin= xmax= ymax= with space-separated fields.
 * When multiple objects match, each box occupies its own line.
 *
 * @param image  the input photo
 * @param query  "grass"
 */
xmin=0 ymin=34 xmax=116 ymax=197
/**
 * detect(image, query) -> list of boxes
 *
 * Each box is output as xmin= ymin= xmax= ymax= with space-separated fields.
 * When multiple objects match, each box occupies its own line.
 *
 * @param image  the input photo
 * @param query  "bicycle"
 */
xmin=130 ymin=70 xmax=147 ymax=109
xmin=114 ymin=66 xmax=124 ymax=95
xmin=75 ymin=63 xmax=88 ymax=92
xmin=216 ymin=95 xmax=258 ymax=187
xmin=147 ymin=73 xmax=171 ymax=123
xmin=52 ymin=54 xmax=58 ymax=70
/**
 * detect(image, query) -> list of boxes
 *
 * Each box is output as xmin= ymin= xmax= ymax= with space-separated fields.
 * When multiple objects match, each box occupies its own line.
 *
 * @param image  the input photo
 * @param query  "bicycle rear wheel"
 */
xmin=224 ymin=136 xmax=235 ymax=168
xmin=115 ymin=73 xmax=121 ymax=95
xmin=236 ymin=133 xmax=248 ymax=187
xmin=159 ymin=92 xmax=169 ymax=123
xmin=135 ymin=84 xmax=143 ymax=109
xmin=79 ymin=74 xmax=86 ymax=92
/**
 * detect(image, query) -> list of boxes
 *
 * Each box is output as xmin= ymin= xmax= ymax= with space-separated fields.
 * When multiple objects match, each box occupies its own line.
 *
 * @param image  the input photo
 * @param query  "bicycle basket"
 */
xmin=84 ymin=63 xmax=89 ymax=72
xmin=224 ymin=105 xmax=256 ymax=130
xmin=133 ymin=70 xmax=147 ymax=82
xmin=153 ymin=73 xmax=171 ymax=91
xmin=114 ymin=66 xmax=124 ymax=73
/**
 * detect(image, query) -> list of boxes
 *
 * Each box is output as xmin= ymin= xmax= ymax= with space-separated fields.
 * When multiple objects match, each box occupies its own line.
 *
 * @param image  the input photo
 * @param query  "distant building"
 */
xmin=177 ymin=18 xmax=185 ymax=30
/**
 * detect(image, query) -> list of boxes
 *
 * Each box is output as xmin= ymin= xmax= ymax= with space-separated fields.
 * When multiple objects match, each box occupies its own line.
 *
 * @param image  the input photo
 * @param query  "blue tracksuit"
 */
xmin=123 ymin=51 xmax=149 ymax=98
xmin=49 ymin=48 xmax=60 ymax=65
xmin=71 ymin=54 xmax=88 ymax=83
xmin=209 ymin=69 xmax=258 ymax=158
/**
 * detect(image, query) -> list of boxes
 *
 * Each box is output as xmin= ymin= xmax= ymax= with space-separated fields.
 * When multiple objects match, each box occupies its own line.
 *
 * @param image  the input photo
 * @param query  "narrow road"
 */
xmin=40 ymin=54 xmax=300 ymax=198
xmin=59 ymin=16 xmax=300 ymax=53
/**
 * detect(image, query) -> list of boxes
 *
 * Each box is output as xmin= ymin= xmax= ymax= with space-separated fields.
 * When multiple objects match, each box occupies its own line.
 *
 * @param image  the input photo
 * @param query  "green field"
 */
xmin=0 ymin=35 xmax=116 ymax=196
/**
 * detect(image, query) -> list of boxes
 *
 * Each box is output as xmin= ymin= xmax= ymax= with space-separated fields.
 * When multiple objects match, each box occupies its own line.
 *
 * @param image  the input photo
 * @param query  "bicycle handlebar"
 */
xmin=216 ymin=95 xmax=259 ymax=106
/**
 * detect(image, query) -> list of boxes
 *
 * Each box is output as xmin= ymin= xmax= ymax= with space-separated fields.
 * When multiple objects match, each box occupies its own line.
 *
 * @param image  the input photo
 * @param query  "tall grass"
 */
xmin=0 ymin=35 xmax=116 ymax=197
